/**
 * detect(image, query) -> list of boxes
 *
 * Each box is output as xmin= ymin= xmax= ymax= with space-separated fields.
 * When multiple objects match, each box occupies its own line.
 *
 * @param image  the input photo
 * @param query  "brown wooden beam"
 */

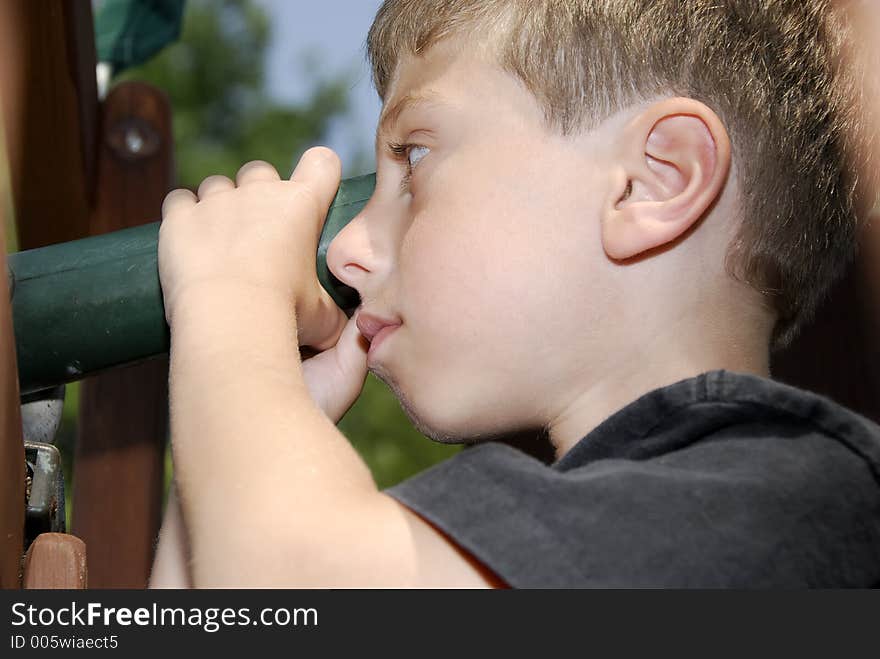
xmin=73 ymin=82 xmax=173 ymax=588
xmin=0 ymin=0 xmax=97 ymax=249
xmin=63 ymin=0 xmax=100 ymax=207
xmin=0 ymin=183 xmax=24 ymax=590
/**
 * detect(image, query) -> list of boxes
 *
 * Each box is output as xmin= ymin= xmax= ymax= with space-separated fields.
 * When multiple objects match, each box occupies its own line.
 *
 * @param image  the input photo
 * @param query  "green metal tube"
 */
xmin=9 ymin=173 xmax=374 ymax=395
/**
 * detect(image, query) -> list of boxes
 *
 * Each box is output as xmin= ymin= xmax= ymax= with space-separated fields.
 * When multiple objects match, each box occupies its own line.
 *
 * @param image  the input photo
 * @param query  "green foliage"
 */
xmin=117 ymin=0 xmax=351 ymax=187
xmin=1 ymin=125 xmax=16 ymax=252
xmin=57 ymin=382 xmax=80 ymax=531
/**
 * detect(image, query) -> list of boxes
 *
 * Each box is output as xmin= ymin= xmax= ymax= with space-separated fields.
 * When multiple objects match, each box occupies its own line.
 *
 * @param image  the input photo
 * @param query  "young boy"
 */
xmin=150 ymin=0 xmax=880 ymax=587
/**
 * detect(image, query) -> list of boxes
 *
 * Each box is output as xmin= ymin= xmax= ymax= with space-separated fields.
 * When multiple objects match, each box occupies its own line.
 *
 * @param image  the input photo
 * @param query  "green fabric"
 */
xmin=94 ymin=0 xmax=186 ymax=73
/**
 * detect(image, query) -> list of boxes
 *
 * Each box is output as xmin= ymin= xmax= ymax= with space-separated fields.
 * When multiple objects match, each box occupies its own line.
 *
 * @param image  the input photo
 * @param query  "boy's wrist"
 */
xmin=168 ymin=280 xmax=302 ymax=372
xmin=167 ymin=280 xmax=296 ymax=330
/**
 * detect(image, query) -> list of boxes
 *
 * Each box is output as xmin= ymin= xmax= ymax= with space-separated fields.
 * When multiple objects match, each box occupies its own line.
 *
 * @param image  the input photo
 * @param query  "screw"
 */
xmin=125 ymin=128 xmax=145 ymax=154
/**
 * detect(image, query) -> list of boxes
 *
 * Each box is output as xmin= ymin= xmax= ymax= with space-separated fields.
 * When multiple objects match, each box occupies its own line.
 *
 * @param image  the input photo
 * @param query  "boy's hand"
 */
xmin=158 ymin=147 xmax=346 ymax=350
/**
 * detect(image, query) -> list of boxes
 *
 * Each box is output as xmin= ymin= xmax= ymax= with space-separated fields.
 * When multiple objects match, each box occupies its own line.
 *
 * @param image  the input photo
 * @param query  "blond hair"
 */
xmin=368 ymin=0 xmax=878 ymax=350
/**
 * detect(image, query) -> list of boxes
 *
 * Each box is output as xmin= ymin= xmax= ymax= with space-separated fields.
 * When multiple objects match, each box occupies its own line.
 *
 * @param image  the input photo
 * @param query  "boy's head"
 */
xmin=327 ymin=0 xmax=876 ymax=449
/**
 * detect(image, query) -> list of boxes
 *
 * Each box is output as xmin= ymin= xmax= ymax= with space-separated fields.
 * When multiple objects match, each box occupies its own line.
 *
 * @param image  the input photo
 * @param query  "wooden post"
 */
xmin=0 ymin=1 xmax=97 ymax=249
xmin=0 ymin=147 xmax=25 ymax=590
xmin=73 ymin=82 xmax=173 ymax=588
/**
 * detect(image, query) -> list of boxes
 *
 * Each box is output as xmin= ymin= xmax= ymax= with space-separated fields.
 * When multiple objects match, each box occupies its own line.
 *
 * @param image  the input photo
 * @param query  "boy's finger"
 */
xmin=300 ymin=313 xmax=368 ymax=421
xmin=235 ymin=160 xmax=281 ymax=186
xmin=289 ymin=147 xmax=342 ymax=227
xmin=197 ymin=175 xmax=234 ymax=199
xmin=332 ymin=310 xmax=369 ymax=374
xmin=299 ymin=316 xmax=367 ymax=421
xmin=161 ymin=188 xmax=197 ymax=218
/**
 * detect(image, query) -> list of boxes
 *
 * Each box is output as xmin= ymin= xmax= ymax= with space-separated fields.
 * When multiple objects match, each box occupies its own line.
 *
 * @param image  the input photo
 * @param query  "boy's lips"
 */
xmin=356 ymin=311 xmax=402 ymax=360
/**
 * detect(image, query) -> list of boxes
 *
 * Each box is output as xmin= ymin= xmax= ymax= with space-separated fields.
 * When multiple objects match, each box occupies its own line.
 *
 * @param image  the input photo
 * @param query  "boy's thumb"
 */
xmin=333 ymin=312 xmax=369 ymax=379
xmin=301 ymin=312 xmax=368 ymax=422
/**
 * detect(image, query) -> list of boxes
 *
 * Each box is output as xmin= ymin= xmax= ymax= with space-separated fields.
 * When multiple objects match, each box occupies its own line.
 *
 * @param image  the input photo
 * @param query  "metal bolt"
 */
xmin=107 ymin=118 xmax=160 ymax=161
xmin=125 ymin=128 xmax=145 ymax=155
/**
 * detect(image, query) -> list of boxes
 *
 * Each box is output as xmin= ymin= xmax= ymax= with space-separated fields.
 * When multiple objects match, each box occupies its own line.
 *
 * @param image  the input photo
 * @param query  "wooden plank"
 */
xmin=22 ymin=533 xmax=87 ymax=589
xmin=73 ymin=82 xmax=173 ymax=588
xmin=63 ymin=0 xmax=100 ymax=206
xmin=0 ymin=0 xmax=96 ymax=249
xmin=0 ymin=168 xmax=25 ymax=590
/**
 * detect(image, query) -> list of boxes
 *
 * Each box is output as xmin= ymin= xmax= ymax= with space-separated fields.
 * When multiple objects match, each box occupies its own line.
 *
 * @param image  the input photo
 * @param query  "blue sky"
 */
xmin=255 ymin=0 xmax=385 ymax=176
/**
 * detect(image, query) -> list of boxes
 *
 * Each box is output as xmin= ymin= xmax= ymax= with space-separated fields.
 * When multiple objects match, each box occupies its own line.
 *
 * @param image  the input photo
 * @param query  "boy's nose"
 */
xmin=326 ymin=212 xmax=377 ymax=294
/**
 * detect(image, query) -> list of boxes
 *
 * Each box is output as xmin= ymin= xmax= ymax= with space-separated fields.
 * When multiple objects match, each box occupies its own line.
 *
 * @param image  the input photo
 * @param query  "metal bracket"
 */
xmin=24 ymin=440 xmax=66 ymax=549
xmin=21 ymin=385 xmax=67 ymax=549
xmin=21 ymin=384 xmax=65 ymax=445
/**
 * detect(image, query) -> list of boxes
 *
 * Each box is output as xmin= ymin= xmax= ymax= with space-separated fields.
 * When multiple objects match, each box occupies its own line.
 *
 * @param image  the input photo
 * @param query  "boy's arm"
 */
xmin=160 ymin=151 xmax=501 ymax=587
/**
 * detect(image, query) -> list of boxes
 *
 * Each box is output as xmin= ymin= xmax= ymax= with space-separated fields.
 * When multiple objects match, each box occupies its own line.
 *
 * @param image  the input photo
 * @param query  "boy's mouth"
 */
xmin=357 ymin=311 xmax=402 ymax=363
xmin=356 ymin=311 xmax=402 ymax=343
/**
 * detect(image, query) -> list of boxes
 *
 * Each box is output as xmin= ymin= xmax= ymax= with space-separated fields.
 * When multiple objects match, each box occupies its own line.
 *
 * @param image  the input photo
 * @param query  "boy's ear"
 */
xmin=602 ymin=97 xmax=731 ymax=260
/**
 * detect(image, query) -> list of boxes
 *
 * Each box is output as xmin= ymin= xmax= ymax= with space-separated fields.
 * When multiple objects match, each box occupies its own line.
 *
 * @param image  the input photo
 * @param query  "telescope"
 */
xmin=8 ymin=173 xmax=375 ymax=395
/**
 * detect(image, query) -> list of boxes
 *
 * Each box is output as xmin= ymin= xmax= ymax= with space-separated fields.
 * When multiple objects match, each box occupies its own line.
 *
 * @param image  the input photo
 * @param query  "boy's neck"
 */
xmin=547 ymin=306 xmax=773 ymax=460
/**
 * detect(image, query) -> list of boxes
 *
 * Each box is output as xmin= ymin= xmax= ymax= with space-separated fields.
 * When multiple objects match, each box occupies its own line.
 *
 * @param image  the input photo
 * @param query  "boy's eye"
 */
xmin=386 ymin=141 xmax=430 ymax=193
xmin=387 ymin=141 xmax=430 ymax=172
xmin=407 ymin=145 xmax=429 ymax=169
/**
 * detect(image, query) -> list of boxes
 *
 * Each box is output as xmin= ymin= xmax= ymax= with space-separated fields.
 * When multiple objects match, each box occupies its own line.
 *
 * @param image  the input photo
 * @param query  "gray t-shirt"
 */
xmin=385 ymin=370 xmax=880 ymax=587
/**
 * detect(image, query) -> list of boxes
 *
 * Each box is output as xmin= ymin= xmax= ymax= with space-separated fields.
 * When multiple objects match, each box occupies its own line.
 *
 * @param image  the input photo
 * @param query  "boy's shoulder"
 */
xmin=386 ymin=370 xmax=880 ymax=587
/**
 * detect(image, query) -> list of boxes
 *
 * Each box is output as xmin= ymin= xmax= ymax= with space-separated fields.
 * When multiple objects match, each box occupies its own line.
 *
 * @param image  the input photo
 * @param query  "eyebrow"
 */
xmin=376 ymin=90 xmax=445 ymax=141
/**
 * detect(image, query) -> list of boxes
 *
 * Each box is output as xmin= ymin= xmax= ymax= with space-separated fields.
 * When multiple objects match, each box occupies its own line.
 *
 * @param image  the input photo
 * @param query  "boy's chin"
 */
xmin=371 ymin=369 xmax=486 ymax=444
xmin=385 ymin=379 xmax=471 ymax=444
xmin=373 ymin=364 xmax=524 ymax=445
xmin=385 ymin=381 xmax=516 ymax=445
